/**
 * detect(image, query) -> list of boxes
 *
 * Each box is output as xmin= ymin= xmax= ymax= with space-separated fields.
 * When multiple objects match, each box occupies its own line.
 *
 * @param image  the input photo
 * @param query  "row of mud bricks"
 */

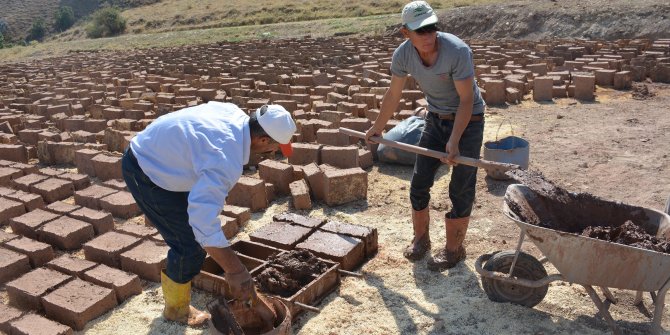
xmin=0 ymin=156 xmax=256 ymax=333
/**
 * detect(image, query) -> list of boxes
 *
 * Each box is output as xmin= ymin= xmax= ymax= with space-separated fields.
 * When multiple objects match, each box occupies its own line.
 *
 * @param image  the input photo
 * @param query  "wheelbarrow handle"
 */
xmin=339 ymin=127 xmax=521 ymax=171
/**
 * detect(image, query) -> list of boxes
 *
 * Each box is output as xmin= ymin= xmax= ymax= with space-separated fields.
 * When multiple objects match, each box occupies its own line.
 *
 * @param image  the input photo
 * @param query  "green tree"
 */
xmin=27 ymin=19 xmax=46 ymax=42
xmin=87 ymin=7 xmax=126 ymax=38
xmin=54 ymin=6 xmax=76 ymax=32
xmin=0 ymin=32 xmax=4 ymax=49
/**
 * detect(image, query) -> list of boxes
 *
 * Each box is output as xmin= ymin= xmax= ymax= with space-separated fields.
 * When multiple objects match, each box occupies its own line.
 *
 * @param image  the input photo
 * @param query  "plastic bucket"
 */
xmin=483 ymin=121 xmax=529 ymax=180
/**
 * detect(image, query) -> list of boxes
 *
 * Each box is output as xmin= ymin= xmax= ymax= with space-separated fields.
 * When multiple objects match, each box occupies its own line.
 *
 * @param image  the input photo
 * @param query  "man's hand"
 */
xmin=225 ymin=268 xmax=256 ymax=302
xmin=442 ymin=140 xmax=460 ymax=165
xmin=364 ymin=125 xmax=384 ymax=144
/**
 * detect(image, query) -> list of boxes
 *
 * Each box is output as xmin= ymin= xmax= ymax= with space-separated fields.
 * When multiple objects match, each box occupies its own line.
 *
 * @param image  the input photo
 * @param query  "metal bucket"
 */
xmin=483 ymin=120 xmax=529 ymax=180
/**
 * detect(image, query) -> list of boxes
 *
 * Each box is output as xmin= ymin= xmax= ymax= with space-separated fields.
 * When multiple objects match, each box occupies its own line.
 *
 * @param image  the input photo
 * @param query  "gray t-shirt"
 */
xmin=390 ymin=32 xmax=485 ymax=115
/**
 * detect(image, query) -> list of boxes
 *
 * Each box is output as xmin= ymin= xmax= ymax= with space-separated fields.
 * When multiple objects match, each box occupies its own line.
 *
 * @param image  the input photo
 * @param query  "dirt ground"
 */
xmin=30 ymin=83 xmax=662 ymax=335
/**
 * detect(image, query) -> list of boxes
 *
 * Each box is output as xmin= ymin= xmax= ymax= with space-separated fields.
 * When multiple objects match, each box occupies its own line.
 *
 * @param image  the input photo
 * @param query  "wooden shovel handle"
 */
xmin=339 ymin=127 xmax=520 ymax=171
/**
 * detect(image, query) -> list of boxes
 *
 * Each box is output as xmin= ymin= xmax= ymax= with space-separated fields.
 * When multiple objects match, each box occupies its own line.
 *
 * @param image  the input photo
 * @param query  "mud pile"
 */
xmin=256 ymin=250 xmax=329 ymax=297
xmin=632 ymin=83 xmax=657 ymax=100
xmin=504 ymin=169 xmax=670 ymax=253
xmin=582 ymin=221 xmax=670 ymax=253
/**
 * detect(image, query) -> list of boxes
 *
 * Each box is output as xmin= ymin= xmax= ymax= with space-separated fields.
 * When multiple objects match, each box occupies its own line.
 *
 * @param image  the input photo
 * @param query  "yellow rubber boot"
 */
xmin=161 ymin=270 xmax=210 ymax=327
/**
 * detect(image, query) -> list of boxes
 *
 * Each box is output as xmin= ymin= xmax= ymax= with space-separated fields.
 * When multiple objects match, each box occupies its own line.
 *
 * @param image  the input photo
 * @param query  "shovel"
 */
xmin=339 ymin=127 xmax=521 ymax=174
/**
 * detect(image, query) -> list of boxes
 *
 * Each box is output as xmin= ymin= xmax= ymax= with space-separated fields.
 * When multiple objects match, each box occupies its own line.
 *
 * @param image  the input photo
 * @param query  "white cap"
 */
xmin=256 ymin=104 xmax=296 ymax=156
xmin=401 ymin=1 xmax=438 ymax=31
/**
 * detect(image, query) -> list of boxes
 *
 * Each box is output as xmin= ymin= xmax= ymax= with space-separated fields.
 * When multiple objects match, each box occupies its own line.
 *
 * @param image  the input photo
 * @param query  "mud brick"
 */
xmin=483 ymin=80 xmax=505 ymax=105
xmin=74 ymin=185 xmax=118 ymax=209
xmin=227 ymin=176 xmax=268 ymax=212
xmin=11 ymin=174 xmax=49 ymax=192
xmin=0 ymin=144 xmax=28 ymax=163
xmin=120 ymin=240 xmax=168 ymax=282
xmin=321 ymin=146 xmax=359 ymax=169
xmin=323 ymin=167 xmax=368 ymax=206
xmin=9 ymin=209 xmax=60 ymax=239
xmin=297 ymin=231 xmax=364 ymax=271
xmin=42 ymin=278 xmax=117 ymax=331
xmin=4 ymin=237 xmax=54 ymax=268
xmin=9 ymin=163 xmax=38 ymax=175
xmin=316 ymin=129 xmax=350 ymax=146
xmin=532 ymin=77 xmax=553 ymax=101
xmin=258 ymin=160 xmax=294 ymax=195
xmin=0 ymin=303 xmax=23 ymax=333
xmin=292 ymin=165 xmax=305 ymax=181
xmin=102 ymin=179 xmax=127 ymax=191
xmin=358 ymin=149 xmax=373 ymax=169
xmin=6 ymin=268 xmax=72 ymax=311
xmin=0 ymin=197 xmax=26 ymax=225
xmin=287 ymin=143 xmax=322 ymax=165
xmin=321 ymin=221 xmax=378 ymax=257
xmin=614 ymin=71 xmax=632 ymax=90
xmin=0 ymin=247 xmax=31 ymax=285
xmin=4 ymin=190 xmax=45 ymax=212
xmin=116 ymin=223 xmax=157 ymax=239
xmin=38 ymin=216 xmax=94 ymax=250
xmin=46 ymin=201 xmax=81 ymax=215
xmin=74 ymin=149 xmax=100 ymax=177
xmin=66 ymin=207 xmax=113 ymax=235
xmin=221 ymin=205 xmax=250 ymax=226
xmin=8 ymin=313 xmax=73 ymax=335
xmin=90 ymin=154 xmax=123 ymax=181
xmin=0 ymin=167 xmax=22 ymax=186
xmin=552 ymin=85 xmax=567 ymax=98
xmin=18 ymin=129 xmax=43 ymax=145
xmin=38 ymin=168 xmax=65 ymax=177
xmin=57 ymin=173 xmax=90 ymax=191
xmin=83 ymin=231 xmax=141 ymax=268
xmin=82 ymin=264 xmax=141 ymax=303
xmin=302 ymin=163 xmax=325 ymax=201
xmin=340 ymin=118 xmax=372 ymax=133
xmin=273 ymin=212 xmax=326 ymax=229
xmin=0 ymin=230 xmax=19 ymax=244
xmin=99 ymin=191 xmax=141 ymax=219
xmin=265 ymin=182 xmax=276 ymax=203
xmin=595 ymin=69 xmax=616 ymax=87
xmin=31 ymin=178 xmax=75 ymax=204
xmin=574 ymin=74 xmax=596 ymax=101
xmin=289 ymin=180 xmax=312 ymax=210
xmin=219 ymin=215 xmax=239 ymax=239
xmin=46 ymin=255 xmax=97 ymax=277
xmin=0 ymin=186 xmax=15 ymax=196
xmin=249 ymin=221 xmax=311 ymax=250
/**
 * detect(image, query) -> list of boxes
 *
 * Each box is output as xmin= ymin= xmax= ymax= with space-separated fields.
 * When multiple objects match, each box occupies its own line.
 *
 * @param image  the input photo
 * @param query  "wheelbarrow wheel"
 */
xmin=482 ymin=250 xmax=548 ymax=308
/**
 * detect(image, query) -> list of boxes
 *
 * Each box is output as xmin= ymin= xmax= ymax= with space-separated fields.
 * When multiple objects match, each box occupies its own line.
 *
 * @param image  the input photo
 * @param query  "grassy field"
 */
xmin=1 ymin=0 xmax=503 ymax=63
xmin=118 ymin=0 xmax=502 ymax=34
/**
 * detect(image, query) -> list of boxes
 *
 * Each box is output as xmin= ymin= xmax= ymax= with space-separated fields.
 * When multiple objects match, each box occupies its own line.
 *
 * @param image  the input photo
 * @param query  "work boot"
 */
xmin=403 ymin=207 xmax=431 ymax=261
xmin=161 ymin=270 xmax=210 ymax=327
xmin=427 ymin=215 xmax=469 ymax=271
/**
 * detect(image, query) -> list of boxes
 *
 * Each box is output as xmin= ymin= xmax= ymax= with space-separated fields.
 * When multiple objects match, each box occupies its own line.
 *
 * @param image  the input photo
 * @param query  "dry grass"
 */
xmin=121 ymin=0 xmax=503 ymax=35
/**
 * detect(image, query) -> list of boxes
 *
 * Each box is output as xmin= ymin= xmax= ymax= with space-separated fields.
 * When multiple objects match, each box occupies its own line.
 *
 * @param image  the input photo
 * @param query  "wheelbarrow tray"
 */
xmin=504 ymin=184 xmax=670 ymax=292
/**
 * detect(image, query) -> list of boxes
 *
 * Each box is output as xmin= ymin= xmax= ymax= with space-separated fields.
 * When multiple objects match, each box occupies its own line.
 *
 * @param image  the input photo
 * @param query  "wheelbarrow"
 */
xmin=475 ymin=184 xmax=670 ymax=335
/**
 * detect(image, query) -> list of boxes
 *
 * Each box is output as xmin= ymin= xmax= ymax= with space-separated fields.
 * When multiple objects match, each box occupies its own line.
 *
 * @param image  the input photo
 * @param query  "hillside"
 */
xmin=0 ymin=0 xmax=157 ymax=41
xmin=387 ymin=0 xmax=670 ymax=41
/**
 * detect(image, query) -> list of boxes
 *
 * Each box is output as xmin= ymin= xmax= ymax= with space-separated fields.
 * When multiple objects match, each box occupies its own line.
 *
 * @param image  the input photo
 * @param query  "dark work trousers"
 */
xmin=121 ymin=147 xmax=206 ymax=284
xmin=409 ymin=112 xmax=485 ymax=218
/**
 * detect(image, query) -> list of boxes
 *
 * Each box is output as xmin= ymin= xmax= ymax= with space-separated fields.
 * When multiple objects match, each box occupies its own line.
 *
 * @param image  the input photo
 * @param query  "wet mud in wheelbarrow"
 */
xmin=505 ymin=169 xmax=670 ymax=252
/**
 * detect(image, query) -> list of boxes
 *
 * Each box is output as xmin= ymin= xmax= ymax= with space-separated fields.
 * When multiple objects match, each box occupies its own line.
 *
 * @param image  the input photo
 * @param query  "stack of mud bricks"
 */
xmin=249 ymin=212 xmax=377 ymax=271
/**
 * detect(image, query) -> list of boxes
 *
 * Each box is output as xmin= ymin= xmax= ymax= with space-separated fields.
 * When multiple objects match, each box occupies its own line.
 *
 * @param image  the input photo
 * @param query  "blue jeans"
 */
xmin=410 ymin=113 xmax=485 ymax=218
xmin=122 ymin=148 xmax=206 ymax=284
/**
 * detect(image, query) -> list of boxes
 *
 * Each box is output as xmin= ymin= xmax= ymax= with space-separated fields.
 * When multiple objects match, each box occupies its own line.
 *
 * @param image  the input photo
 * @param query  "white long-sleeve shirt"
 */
xmin=129 ymin=101 xmax=250 ymax=248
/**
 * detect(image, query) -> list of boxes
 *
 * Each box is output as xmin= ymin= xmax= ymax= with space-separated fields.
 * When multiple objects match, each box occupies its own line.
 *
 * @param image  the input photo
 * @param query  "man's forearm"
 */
xmin=204 ymin=246 xmax=246 ymax=274
xmin=449 ymin=100 xmax=474 ymax=143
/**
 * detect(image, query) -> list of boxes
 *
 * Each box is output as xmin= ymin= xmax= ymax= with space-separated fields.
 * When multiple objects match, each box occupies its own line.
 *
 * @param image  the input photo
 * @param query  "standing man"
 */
xmin=365 ymin=1 xmax=486 ymax=271
xmin=122 ymin=102 xmax=296 ymax=326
